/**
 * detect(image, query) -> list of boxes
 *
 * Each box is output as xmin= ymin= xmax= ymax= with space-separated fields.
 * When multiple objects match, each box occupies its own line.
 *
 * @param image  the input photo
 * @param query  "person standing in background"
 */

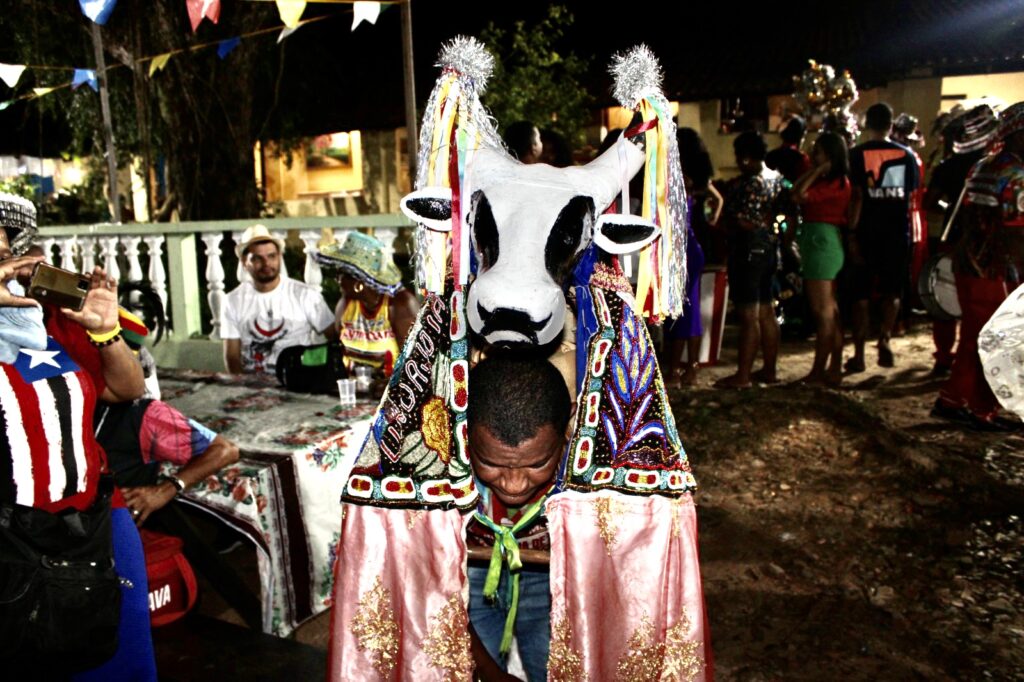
xmin=791 ymin=132 xmax=852 ymax=386
xmin=923 ymin=105 xmax=998 ymax=375
xmin=716 ymin=131 xmax=794 ymax=389
xmin=931 ymin=103 xmax=1024 ymax=431
xmin=665 ymin=128 xmax=722 ymax=387
xmin=767 ymin=115 xmax=812 ymax=184
xmin=845 ymin=103 xmax=920 ymax=371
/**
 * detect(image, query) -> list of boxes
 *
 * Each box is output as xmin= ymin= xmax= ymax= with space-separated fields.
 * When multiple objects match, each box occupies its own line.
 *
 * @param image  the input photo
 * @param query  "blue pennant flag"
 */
xmin=79 ymin=0 xmax=117 ymax=25
xmin=71 ymin=69 xmax=98 ymax=92
xmin=217 ymin=37 xmax=241 ymax=60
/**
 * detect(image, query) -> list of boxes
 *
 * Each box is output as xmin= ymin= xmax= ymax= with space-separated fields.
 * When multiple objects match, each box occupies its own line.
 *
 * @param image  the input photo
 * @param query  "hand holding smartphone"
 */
xmin=27 ymin=263 xmax=92 ymax=312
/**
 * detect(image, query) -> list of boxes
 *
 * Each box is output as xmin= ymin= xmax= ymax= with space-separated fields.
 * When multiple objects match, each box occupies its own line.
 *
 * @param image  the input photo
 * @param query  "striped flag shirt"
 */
xmin=0 ymin=336 xmax=102 ymax=513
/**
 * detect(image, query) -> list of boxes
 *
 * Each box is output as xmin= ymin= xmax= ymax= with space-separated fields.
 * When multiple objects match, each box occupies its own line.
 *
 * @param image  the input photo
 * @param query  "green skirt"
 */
xmin=797 ymin=221 xmax=844 ymax=280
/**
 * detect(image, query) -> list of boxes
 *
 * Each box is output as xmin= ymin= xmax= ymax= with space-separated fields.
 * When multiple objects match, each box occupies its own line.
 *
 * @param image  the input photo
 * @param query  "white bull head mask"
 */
xmin=402 ymin=140 xmax=656 ymax=347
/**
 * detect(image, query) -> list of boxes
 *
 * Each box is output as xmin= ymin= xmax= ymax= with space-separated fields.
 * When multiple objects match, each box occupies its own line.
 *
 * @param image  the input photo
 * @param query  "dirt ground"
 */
xmin=684 ymin=320 xmax=1024 ymax=681
xmin=192 ymin=319 xmax=1022 ymax=681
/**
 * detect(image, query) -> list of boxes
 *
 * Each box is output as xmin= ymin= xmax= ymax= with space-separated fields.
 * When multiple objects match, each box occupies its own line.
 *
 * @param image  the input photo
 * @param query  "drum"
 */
xmin=917 ymin=254 xmax=961 ymax=320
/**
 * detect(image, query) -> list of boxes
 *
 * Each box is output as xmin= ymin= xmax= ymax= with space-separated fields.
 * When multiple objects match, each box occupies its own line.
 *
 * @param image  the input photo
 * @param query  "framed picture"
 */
xmin=307 ymin=132 xmax=353 ymax=169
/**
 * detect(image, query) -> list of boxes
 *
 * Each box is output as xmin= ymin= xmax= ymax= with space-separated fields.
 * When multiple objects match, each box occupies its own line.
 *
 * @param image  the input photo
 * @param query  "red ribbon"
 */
xmin=448 ymin=109 xmax=462 ymax=290
xmin=624 ymin=117 xmax=658 ymax=139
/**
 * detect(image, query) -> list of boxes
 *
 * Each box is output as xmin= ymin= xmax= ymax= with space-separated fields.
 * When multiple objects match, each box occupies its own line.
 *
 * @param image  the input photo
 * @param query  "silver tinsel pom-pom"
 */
xmin=610 ymin=44 xmax=663 ymax=109
xmin=436 ymin=36 xmax=495 ymax=94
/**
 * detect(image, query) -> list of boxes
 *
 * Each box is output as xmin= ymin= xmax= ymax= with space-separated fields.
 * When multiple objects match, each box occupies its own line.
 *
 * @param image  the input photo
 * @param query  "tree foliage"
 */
xmin=480 ymin=5 xmax=592 ymax=148
xmin=0 ymin=0 xmax=300 ymax=221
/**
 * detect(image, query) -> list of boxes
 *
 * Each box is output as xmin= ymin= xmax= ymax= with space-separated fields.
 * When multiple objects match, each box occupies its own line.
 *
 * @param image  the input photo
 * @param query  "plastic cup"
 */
xmin=354 ymin=366 xmax=373 ymax=393
xmin=337 ymin=378 xmax=357 ymax=406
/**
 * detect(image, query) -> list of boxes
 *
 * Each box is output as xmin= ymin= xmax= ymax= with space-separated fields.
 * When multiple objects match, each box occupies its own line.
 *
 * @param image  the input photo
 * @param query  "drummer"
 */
xmin=931 ymin=102 xmax=1024 ymax=431
xmin=923 ymin=106 xmax=999 ymax=375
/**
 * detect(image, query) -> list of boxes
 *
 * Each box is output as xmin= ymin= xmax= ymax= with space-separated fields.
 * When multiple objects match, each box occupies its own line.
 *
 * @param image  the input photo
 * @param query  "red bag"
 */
xmin=140 ymin=529 xmax=198 ymax=627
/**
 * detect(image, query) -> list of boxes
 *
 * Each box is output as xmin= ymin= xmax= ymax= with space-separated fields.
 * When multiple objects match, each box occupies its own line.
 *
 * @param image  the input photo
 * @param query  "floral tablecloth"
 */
xmin=160 ymin=369 xmax=374 ymax=636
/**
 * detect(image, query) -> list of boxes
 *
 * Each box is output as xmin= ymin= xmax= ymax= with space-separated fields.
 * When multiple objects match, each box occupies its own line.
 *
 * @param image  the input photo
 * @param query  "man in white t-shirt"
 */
xmin=221 ymin=225 xmax=336 ymax=374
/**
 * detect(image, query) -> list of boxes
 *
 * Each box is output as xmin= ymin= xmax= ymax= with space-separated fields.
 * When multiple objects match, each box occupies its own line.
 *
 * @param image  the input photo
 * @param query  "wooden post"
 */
xmin=90 ymin=23 xmax=122 ymax=224
xmin=400 ymin=0 xmax=418 ymax=185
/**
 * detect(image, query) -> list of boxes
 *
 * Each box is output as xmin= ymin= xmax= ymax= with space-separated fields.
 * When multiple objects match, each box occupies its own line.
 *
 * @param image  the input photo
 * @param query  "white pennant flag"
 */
xmin=0 ymin=64 xmax=27 ymax=89
xmin=277 ymin=26 xmax=298 ymax=43
xmin=351 ymin=2 xmax=380 ymax=31
xmin=275 ymin=0 xmax=306 ymax=28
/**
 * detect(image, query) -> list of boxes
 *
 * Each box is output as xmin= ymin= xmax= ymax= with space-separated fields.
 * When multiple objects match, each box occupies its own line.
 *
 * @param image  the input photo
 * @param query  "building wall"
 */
xmin=941 ymin=72 xmax=1024 ymax=111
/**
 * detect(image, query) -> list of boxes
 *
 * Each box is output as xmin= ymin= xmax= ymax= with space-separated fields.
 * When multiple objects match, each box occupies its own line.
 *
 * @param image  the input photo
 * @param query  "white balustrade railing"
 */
xmin=37 ymin=215 xmax=415 ymax=346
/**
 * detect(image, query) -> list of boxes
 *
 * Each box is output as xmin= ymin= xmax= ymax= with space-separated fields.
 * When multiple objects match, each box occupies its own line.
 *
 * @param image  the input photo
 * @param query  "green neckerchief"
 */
xmin=472 ymin=485 xmax=553 ymax=656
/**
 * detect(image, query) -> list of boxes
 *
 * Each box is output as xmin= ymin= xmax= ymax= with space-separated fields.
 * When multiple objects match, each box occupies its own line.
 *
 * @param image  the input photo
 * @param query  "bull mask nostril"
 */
xmin=477 ymin=303 xmax=551 ymax=344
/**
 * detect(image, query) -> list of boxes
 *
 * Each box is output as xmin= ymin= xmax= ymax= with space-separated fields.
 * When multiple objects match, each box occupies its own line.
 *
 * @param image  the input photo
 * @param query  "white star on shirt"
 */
xmin=20 ymin=348 xmax=61 ymax=369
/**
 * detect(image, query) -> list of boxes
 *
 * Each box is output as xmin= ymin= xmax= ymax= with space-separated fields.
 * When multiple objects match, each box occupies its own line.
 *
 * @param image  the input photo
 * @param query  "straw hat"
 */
xmin=316 ymin=232 xmax=403 ymax=296
xmin=953 ymin=105 xmax=999 ymax=154
xmin=235 ymin=224 xmax=285 ymax=259
xmin=0 ymin=192 xmax=38 ymax=256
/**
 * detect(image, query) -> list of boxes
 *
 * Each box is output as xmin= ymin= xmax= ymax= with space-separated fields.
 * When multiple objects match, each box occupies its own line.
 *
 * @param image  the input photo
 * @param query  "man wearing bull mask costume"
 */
xmin=326 ymin=40 xmax=709 ymax=682
xmin=932 ymin=102 xmax=1024 ymax=431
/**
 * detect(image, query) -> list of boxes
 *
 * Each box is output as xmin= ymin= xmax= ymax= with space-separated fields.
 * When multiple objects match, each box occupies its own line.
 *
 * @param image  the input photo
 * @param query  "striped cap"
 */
xmin=953 ymin=105 xmax=999 ymax=154
xmin=0 ymin=192 xmax=38 ymax=255
xmin=996 ymin=102 xmax=1024 ymax=143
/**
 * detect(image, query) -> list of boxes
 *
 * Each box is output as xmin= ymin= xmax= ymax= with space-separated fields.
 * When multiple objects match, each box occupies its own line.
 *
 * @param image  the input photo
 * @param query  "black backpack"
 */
xmin=275 ymin=341 xmax=349 ymax=394
xmin=0 ymin=477 xmax=122 ymax=674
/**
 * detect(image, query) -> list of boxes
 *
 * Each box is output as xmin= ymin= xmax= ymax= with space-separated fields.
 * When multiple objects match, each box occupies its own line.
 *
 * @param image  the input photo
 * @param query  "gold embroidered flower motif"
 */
xmin=350 ymin=576 xmax=400 ymax=677
xmin=421 ymin=395 xmax=452 ymax=463
xmin=593 ymin=496 xmax=622 ymax=554
xmin=616 ymin=615 xmax=660 ymax=682
xmin=615 ymin=611 xmax=703 ymax=682
xmin=662 ymin=613 xmax=703 ymax=682
xmin=548 ymin=615 xmax=587 ymax=681
xmin=422 ymin=593 xmax=472 ymax=680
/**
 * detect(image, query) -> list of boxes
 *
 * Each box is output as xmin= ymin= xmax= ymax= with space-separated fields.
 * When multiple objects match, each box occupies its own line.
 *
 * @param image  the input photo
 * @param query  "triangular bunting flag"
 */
xmin=217 ymin=37 xmax=240 ymax=60
xmin=186 ymin=0 xmax=221 ymax=32
xmin=79 ymin=0 xmax=117 ymax=25
xmin=0 ymin=101 xmax=13 ymax=111
xmin=277 ymin=26 xmax=298 ymax=43
xmin=71 ymin=69 xmax=98 ymax=92
xmin=275 ymin=0 xmax=306 ymax=29
xmin=0 ymin=64 xmax=26 ymax=90
xmin=149 ymin=53 xmax=172 ymax=77
xmin=351 ymin=2 xmax=380 ymax=31
xmin=32 ymin=87 xmax=55 ymax=97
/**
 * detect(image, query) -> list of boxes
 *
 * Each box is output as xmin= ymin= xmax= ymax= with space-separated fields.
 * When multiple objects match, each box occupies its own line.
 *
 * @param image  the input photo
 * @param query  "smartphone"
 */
xmin=27 ymin=263 xmax=91 ymax=311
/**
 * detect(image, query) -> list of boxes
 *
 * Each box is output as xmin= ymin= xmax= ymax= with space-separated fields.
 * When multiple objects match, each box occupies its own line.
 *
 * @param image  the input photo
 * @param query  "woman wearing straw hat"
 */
xmin=317 ymin=232 xmax=418 ymax=379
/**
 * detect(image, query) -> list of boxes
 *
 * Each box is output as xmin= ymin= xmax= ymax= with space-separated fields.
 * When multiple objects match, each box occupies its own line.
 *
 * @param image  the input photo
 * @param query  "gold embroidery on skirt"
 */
xmin=615 ymin=610 xmax=703 ymax=682
xmin=662 ymin=610 xmax=704 ymax=681
xmin=350 ymin=576 xmax=400 ymax=677
xmin=671 ymin=496 xmax=689 ymax=539
xmin=548 ymin=615 xmax=588 ymax=681
xmin=407 ymin=509 xmax=426 ymax=530
xmin=423 ymin=593 xmax=473 ymax=680
xmin=594 ymin=496 xmax=622 ymax=554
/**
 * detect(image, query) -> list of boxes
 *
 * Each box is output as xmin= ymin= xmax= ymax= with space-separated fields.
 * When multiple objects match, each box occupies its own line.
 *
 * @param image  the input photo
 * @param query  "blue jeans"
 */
xmin=468 ymin=564 xmax=551 ymax=682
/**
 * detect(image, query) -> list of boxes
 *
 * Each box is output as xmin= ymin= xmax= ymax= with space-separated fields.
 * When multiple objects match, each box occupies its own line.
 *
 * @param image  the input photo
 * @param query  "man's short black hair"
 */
xmin=780 ymin=116 xmax=806 ymax=145
xmin=503 ymin=121 xmax=538 ymax=161
xmin=865 ymin=103 xmax=894 ymax=133
xmin=468 ymin=355 xmax=571 ymax=447
xmin=733 ymin=130 xmax=767 ymax=161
